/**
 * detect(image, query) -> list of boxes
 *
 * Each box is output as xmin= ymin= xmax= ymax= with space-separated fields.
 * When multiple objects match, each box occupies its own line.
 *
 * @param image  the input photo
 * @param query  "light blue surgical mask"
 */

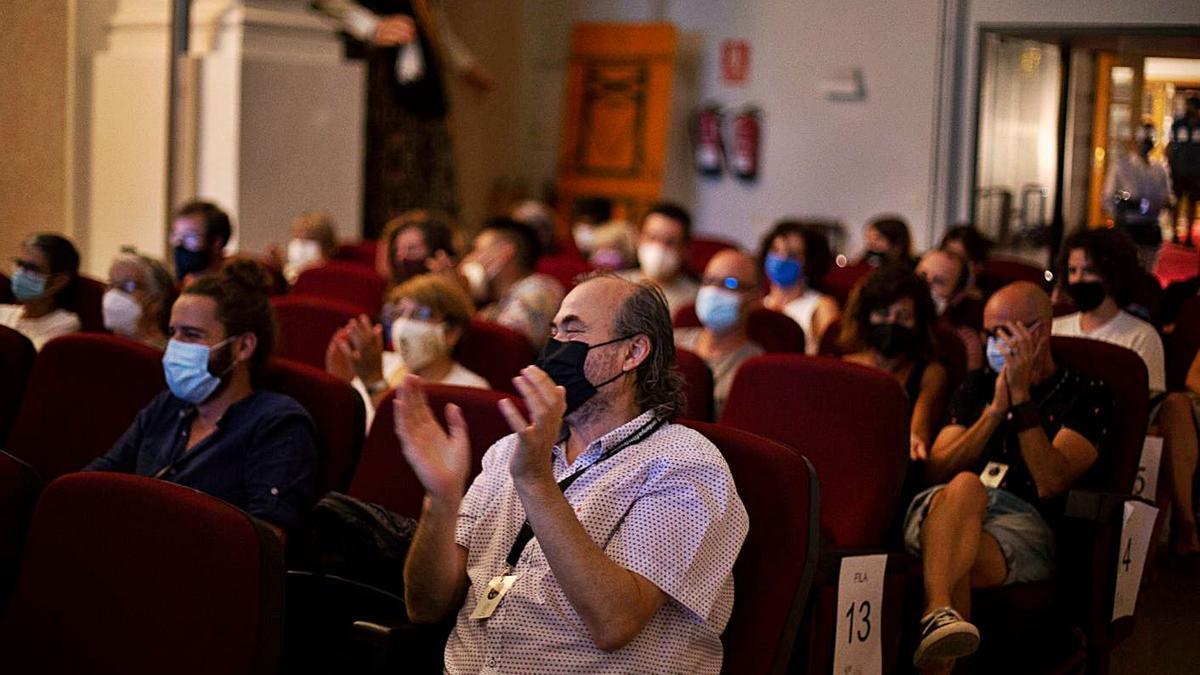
xmin=695 ymin=286 xmax=742 ymax=334
xmin=985 ymin=336 xmax=1006 ymax=374
xmin=162 ymin=337 xmax=235 ymax=404
xmin=11 ymin=268 xmax=47 ymax=302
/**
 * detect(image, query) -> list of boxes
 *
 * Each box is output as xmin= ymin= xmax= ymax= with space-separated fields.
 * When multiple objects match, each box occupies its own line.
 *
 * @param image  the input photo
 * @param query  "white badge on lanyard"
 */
xmin=470 ymin=574 xmax=519 ymax=620
xmin=979 ymin=461 xmax=1008 ymax=489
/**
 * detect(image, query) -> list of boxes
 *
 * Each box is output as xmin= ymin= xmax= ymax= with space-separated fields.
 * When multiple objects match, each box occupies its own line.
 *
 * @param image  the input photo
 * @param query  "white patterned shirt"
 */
xmin=448 ymin=410 xmax=748 ymax=674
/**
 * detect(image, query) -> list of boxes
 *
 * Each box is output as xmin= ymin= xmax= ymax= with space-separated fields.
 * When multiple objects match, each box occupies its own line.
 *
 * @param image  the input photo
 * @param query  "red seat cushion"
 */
xmin=452 ymin=320 xmax=537 ymax=395
xmin=675 ymin=347 xmax=714 ymax=421
xmin=292 ymin=261 xmax=387 ymax=316
xmin=6 ymin=334 xmax=165 ymax=480
xmin=0 ymin=473 xmax=283 ymax=675
xmin=270 ymin=295 xmax=363 ymax=371
xmin=332 ymin=240 xmax=380 ymax=269
xmin=0 ymin=326 xmax=36 ymax=446
xmin=349 ymin=384 xmax=525 ymax=518
xmin=720 ymin=354 xmax=909 ymax=548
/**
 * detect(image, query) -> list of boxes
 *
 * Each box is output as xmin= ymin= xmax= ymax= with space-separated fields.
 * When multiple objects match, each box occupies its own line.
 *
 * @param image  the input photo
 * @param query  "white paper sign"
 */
xmin=1133 ymin=437 xmax=1163 ymax=502
xmin=1112 ymin=500 xmax=1158 ymax=621
xmin=832 ymin=554 xmax=887 ymax=675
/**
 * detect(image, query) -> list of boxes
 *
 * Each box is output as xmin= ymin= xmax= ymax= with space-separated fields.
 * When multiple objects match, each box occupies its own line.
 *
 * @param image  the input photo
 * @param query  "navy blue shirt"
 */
xmin=86 ymin=390 xmax=318 ymax=531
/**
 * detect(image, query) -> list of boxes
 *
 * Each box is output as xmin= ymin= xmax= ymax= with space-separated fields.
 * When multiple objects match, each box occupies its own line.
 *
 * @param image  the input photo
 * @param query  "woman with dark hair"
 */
xmin=376 ymin=209 xmax=459 ymax=285
xmin=86 ymin=259 xmax=318 ymax=534
xmin=841 ymin=265 xmax=949 ymax=463
xmin=760 ymin=221 xmax=840 ymax=354
xmin=0 ymin=233 xmax=82 ymax=350
xmin=861 ymin=215 xmax=916 ymax=269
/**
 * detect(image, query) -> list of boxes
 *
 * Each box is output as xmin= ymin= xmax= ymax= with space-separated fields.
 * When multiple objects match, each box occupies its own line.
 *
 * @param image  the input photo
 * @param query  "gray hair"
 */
xmin=607 ymin=276 xmax=687 ymax=419
xmin=114 ymin=247 xmax=176 ymax=332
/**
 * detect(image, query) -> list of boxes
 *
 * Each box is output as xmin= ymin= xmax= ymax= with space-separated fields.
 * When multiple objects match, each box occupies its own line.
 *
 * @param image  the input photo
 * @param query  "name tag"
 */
xmin=470 ymin=574 xmax=518 ymax=620
xmin=980 ymin=461 xmax=1008 ymax=489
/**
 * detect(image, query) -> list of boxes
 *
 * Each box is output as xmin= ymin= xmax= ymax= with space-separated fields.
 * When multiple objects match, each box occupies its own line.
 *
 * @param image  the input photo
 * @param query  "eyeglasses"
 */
xmin=383 ymin=301 xmax=435 ymax=323
xmin=12 ymin=258 xmax=47 ymax=275
xmin=109 ymin=279 xmax=143 ymax=294
xmin=983 ymin=319 xmax=1041 ymax=340
xmin=701 ymin=276 xmax=756 ymax=292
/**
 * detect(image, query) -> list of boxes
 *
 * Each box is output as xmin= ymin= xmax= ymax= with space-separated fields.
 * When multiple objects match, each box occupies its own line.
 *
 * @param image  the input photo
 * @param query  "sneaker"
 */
xmin=913 ymin=606 xmax=980 ymax=667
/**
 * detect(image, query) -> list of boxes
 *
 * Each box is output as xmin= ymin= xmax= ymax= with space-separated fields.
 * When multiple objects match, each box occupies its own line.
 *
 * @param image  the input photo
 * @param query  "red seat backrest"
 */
xmin=674 ymin=347 xmax=715 ymax=422
xmin=0 ymin=473 xmax=283 ymax=675
xmin=0 ymin=326 xmax=36 ymax=446
xmin=818 ymin=317 xmax=963 ymax=387
xmin=1167 ymin=296 xmax=1200 ymax=391
xmin=682 ymin=420 xmax=818 ymax=675
xmin=0 ymin=273 xmax=13 ymax=304
xmin=1050 ymin=337 xmax=1148 ymax=493
xmin=720 ymin=354 xmax=908 ymax=548
xmin=535 ymin=254 xmax=594 ymax=290
xmin=686 ymin=236 xmax=738 ymax=277
xmin=349 ymin=384 xmax=525 ymax=518
xmin=332 ymin=240 xmax=380 ymax=269
xmin=292 ymin=262 xmax=387 ymax=316
xmin=6 ymin=334 xmax=165 ymax=480
xmin=72 ymin=275 xmax=107 ymax=332
xmin=452 ymin=320 xmax=537 ymax=395
xmin=270 ymin=295 xmax=363 ymax=371
xmin=822 ymin=261 xmax=873 ymax=306
xmin=0 ymin=451 xmax=39 ymax=606
xmin=674 ymin=305 xmax=806 ymax=354
xmin=979 ymin=257 xmax=1049 ymax=295
xmin=260 ymin=358 xmax=364 ymax=497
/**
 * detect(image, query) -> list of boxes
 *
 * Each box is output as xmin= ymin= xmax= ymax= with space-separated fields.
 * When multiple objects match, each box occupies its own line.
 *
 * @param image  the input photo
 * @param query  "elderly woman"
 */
xmin=103 ymin=249 xmax=176 ymax=349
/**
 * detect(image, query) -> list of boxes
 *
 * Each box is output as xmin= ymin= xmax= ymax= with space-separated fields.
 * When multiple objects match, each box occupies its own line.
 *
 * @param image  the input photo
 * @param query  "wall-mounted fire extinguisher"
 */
xmin=730 ymin=106 xmax=761 ymax=181
xmin=690 ymin=104 xmax=725 ymax=177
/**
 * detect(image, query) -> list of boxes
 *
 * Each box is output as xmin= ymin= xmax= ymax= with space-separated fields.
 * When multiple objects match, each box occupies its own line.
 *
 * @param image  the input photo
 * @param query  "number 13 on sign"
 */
xmin=832 ymin=554 xmax=887 ymax=675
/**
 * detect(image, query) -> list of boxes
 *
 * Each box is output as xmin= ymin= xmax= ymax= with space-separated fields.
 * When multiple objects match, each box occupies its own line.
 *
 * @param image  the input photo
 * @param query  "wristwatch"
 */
xmin=1008 ymin=401 xmax=1040 ymax=432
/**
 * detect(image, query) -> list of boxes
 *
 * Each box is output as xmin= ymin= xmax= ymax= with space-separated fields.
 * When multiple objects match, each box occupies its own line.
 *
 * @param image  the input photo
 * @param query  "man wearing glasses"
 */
xmin=902 ymin=281 xmax=1112 ymax=672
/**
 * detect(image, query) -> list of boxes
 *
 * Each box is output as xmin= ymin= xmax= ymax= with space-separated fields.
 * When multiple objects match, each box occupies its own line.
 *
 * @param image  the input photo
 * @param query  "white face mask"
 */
xmin=391 ymin=318 xmax=448 ymax=372
xmin=102 ymin=289 xmax=144 ymax=337
xmin=461 ymin=261 xmax=490 ymax=303
xmin=637 ymin=242 xmax=681 ymax=281
xmin=573 ymin=225 xmax=596 ymax=254
xmin=931 ymin=293 xmax=949 ymax=317
xmin=285 ymin=238 xmax=324 ymax=281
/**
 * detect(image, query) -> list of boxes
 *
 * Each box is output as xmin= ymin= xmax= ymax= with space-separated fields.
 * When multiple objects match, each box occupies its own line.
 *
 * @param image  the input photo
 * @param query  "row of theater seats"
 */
xmin=0 ymin=324 xmax=1157 ymax=673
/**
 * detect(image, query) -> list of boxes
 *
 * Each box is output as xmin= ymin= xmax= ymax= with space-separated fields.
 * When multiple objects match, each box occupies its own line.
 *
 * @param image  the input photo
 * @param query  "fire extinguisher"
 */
xmin=690 ymin=104 xmax=725 ymax=177
xmin=730 ymin=106 xmax=761 ymax=181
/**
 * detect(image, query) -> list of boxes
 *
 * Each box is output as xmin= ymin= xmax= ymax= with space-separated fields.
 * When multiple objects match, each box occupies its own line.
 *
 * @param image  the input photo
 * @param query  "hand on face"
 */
xmin=499 ymin=366 xmax=567 ymax=485
xmin=995 ymin=320 xmax=1040 ymax=401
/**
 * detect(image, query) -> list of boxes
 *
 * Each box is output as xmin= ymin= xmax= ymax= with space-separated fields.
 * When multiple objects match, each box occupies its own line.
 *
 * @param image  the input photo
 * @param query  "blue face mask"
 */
xmin=162 ymin=337 xmax=235 ymax=404
xmin=695 ymin=286 xmax=742 ymax=334
xmin=985 ymin=336 xmax=1006 ymax=374
xmin=11 ymin=269 xmax=48 ymax=302
xmin=764 ymin=254 xmax=803 ymax=288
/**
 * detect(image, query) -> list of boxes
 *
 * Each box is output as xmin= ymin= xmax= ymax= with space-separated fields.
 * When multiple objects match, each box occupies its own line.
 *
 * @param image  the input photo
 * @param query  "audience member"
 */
xmin=1052 ymin=228 xmax=1199 ymax=554
xmin=918 ymin=248 xmax=985 ymax=370
xmin=674 ymin=249 xmax=764 ymax=417
xmin=617 ymin=202 xmax=698 ymax=316
xmin=840 ymin=265 xmax=949 ymax=463
xmin=1103 ymin=122 xmax=1174 ymax=267
xmin=905 ymin=282 xmax=1111 ymax=670
xmin=281 ymin=211 xmax=338 ymax=283
xmin=0 ymin=233 xmax=82 ymax=350
xmin=464 ymin=217 xmax=564 ymax=350
xmin=376 ymin=210 xmax=458 ymax=286
xmin=570 ymin=196 xmax=613 ymax=257
xmin=326 ymin=274 xmax=487 ymax=429
xmin=85 ymin=259 xmax=318 ymax=534
xmin=510 ymin=199 xmax=557 ymax=252
xmin=170 ymin=200 xmax=232 ymax=286
xmin=759 ymin=220 xmax=839 ymax=354
xmin=861 ymin=215 xmax=916 ymax=269
xmin=587 ymin=219 xmax=638 ymax=271
xmin=393 ymin=274 xmax=747 ymax=670
xmin=104 ymin=248 xmax=175 ymax=349
xmin=940 ymin=224 xmax=991 ymax=301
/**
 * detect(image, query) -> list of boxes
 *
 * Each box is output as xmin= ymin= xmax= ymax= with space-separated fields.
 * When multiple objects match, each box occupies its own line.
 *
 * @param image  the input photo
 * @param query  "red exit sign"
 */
xmin=721 ymin=39 xmax=750 ymax=85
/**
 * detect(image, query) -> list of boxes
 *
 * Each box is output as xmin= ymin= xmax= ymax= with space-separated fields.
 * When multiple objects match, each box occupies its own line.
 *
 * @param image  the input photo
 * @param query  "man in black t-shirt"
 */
xmin=902 ymin=282 xmax=1111 ymax=671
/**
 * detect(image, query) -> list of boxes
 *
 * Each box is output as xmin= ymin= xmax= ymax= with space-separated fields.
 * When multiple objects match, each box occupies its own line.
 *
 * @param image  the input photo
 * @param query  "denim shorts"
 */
xmin=903 ymin=483 xmax=1055 ymax=585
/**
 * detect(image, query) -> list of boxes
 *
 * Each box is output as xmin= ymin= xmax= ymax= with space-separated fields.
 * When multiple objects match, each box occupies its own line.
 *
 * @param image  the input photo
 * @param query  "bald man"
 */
xmin=903 ymin=282 xmax=1112 ymax=670
xmin=674 ymin=249 xmax=765 ymax=417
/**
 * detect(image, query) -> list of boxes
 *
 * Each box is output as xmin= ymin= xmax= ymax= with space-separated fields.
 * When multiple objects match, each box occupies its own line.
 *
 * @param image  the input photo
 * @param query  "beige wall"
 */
xmin=0 ymin=2 xmax=71 ymax=268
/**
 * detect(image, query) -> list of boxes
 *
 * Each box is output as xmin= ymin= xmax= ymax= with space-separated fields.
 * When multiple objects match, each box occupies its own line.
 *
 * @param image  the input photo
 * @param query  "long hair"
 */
xmin=609 ymin=277 xmax=686 ymax=419
xmin=840 ymin=264 xmax=936 ymax=359
xmin=26 ymin=233 xmax=80 ymax=311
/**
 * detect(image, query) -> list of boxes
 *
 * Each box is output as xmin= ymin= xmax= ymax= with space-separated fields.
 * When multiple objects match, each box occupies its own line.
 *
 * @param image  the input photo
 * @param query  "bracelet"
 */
xmin=1008 ymin=401 xmax=1041 ymax=432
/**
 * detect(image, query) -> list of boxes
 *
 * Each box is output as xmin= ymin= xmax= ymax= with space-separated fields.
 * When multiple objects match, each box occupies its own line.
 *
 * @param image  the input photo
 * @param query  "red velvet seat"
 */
xmin=535 ymin=254 xmax=594 ymax=290
xmin=0 ymin=473 xmax=284 ymax=675
xmin=674 ymin=347 xmax=714 ymax=422
xmin=1166 ymin=295 xmax=1200 ymax=391
xmin=332 ymin=240 xmax=380 ymax=269
xmin=72 ymin=275 xmax=107 ymax=332
xmin=681 ymin=420 xmax=818 ymax=675
xmin=674 ymin=304 xmax=806 ymax=354
xmin=979 ymin=257 xmax=1049 ymax=295
xmin=292 ymin=261 xmax=387 ymax=317
xmin=271 ymin=295 xmax=363 ymax=371
xmin=349 ymin=384 xmax=524 ymax=518
xmin=823 ymin=261 xmax=873 ymax=305
xmin=685 ymin=236 xmax=737 ymax=277
xmin=0 ymin=452 xmax=39 ymax=609
xmin=0 ymin=273 xmax=12 ymax=304
xmin=0 ymin=326 xmax=35 ymax=446
xmin=452 ymin=319 xmax=537 ymax=395
xmin=261 ymin=358 xmax=364 ymax=497
xmin=5 ymin=334 xmax=164 ymax=480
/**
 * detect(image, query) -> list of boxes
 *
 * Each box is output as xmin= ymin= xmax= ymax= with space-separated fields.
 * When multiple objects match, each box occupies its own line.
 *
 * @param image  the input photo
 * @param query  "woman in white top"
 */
xmin=326 ymin=273 xmax=488 ymax=429
xmin=759 ymin=221 xmax=840 ymax=354
xmin=0 ymin=234 xmax=82 ymax=350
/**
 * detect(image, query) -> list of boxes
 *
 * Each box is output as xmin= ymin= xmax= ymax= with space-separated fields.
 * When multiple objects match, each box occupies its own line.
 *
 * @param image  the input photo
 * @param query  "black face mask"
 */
xmin=867 ymin=322 xmax=916 ymax=358
xmin=174 ymin=246 xmax=212 ymax=281
xmin=393 ymin=257 xmax=428 ymax=284
xmin=536 ymin=336 xmax=633 ymax=415
xmin=1066 ymin=281 xmax=1107 ymax=312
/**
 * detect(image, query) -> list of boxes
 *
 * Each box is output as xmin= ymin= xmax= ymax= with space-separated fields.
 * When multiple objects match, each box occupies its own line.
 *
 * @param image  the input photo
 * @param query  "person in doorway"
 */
xmin=1167 ymin=94 xmax=1200 ymax=245
xmin=1103 ymin=122 xmax=1174 ymax=268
